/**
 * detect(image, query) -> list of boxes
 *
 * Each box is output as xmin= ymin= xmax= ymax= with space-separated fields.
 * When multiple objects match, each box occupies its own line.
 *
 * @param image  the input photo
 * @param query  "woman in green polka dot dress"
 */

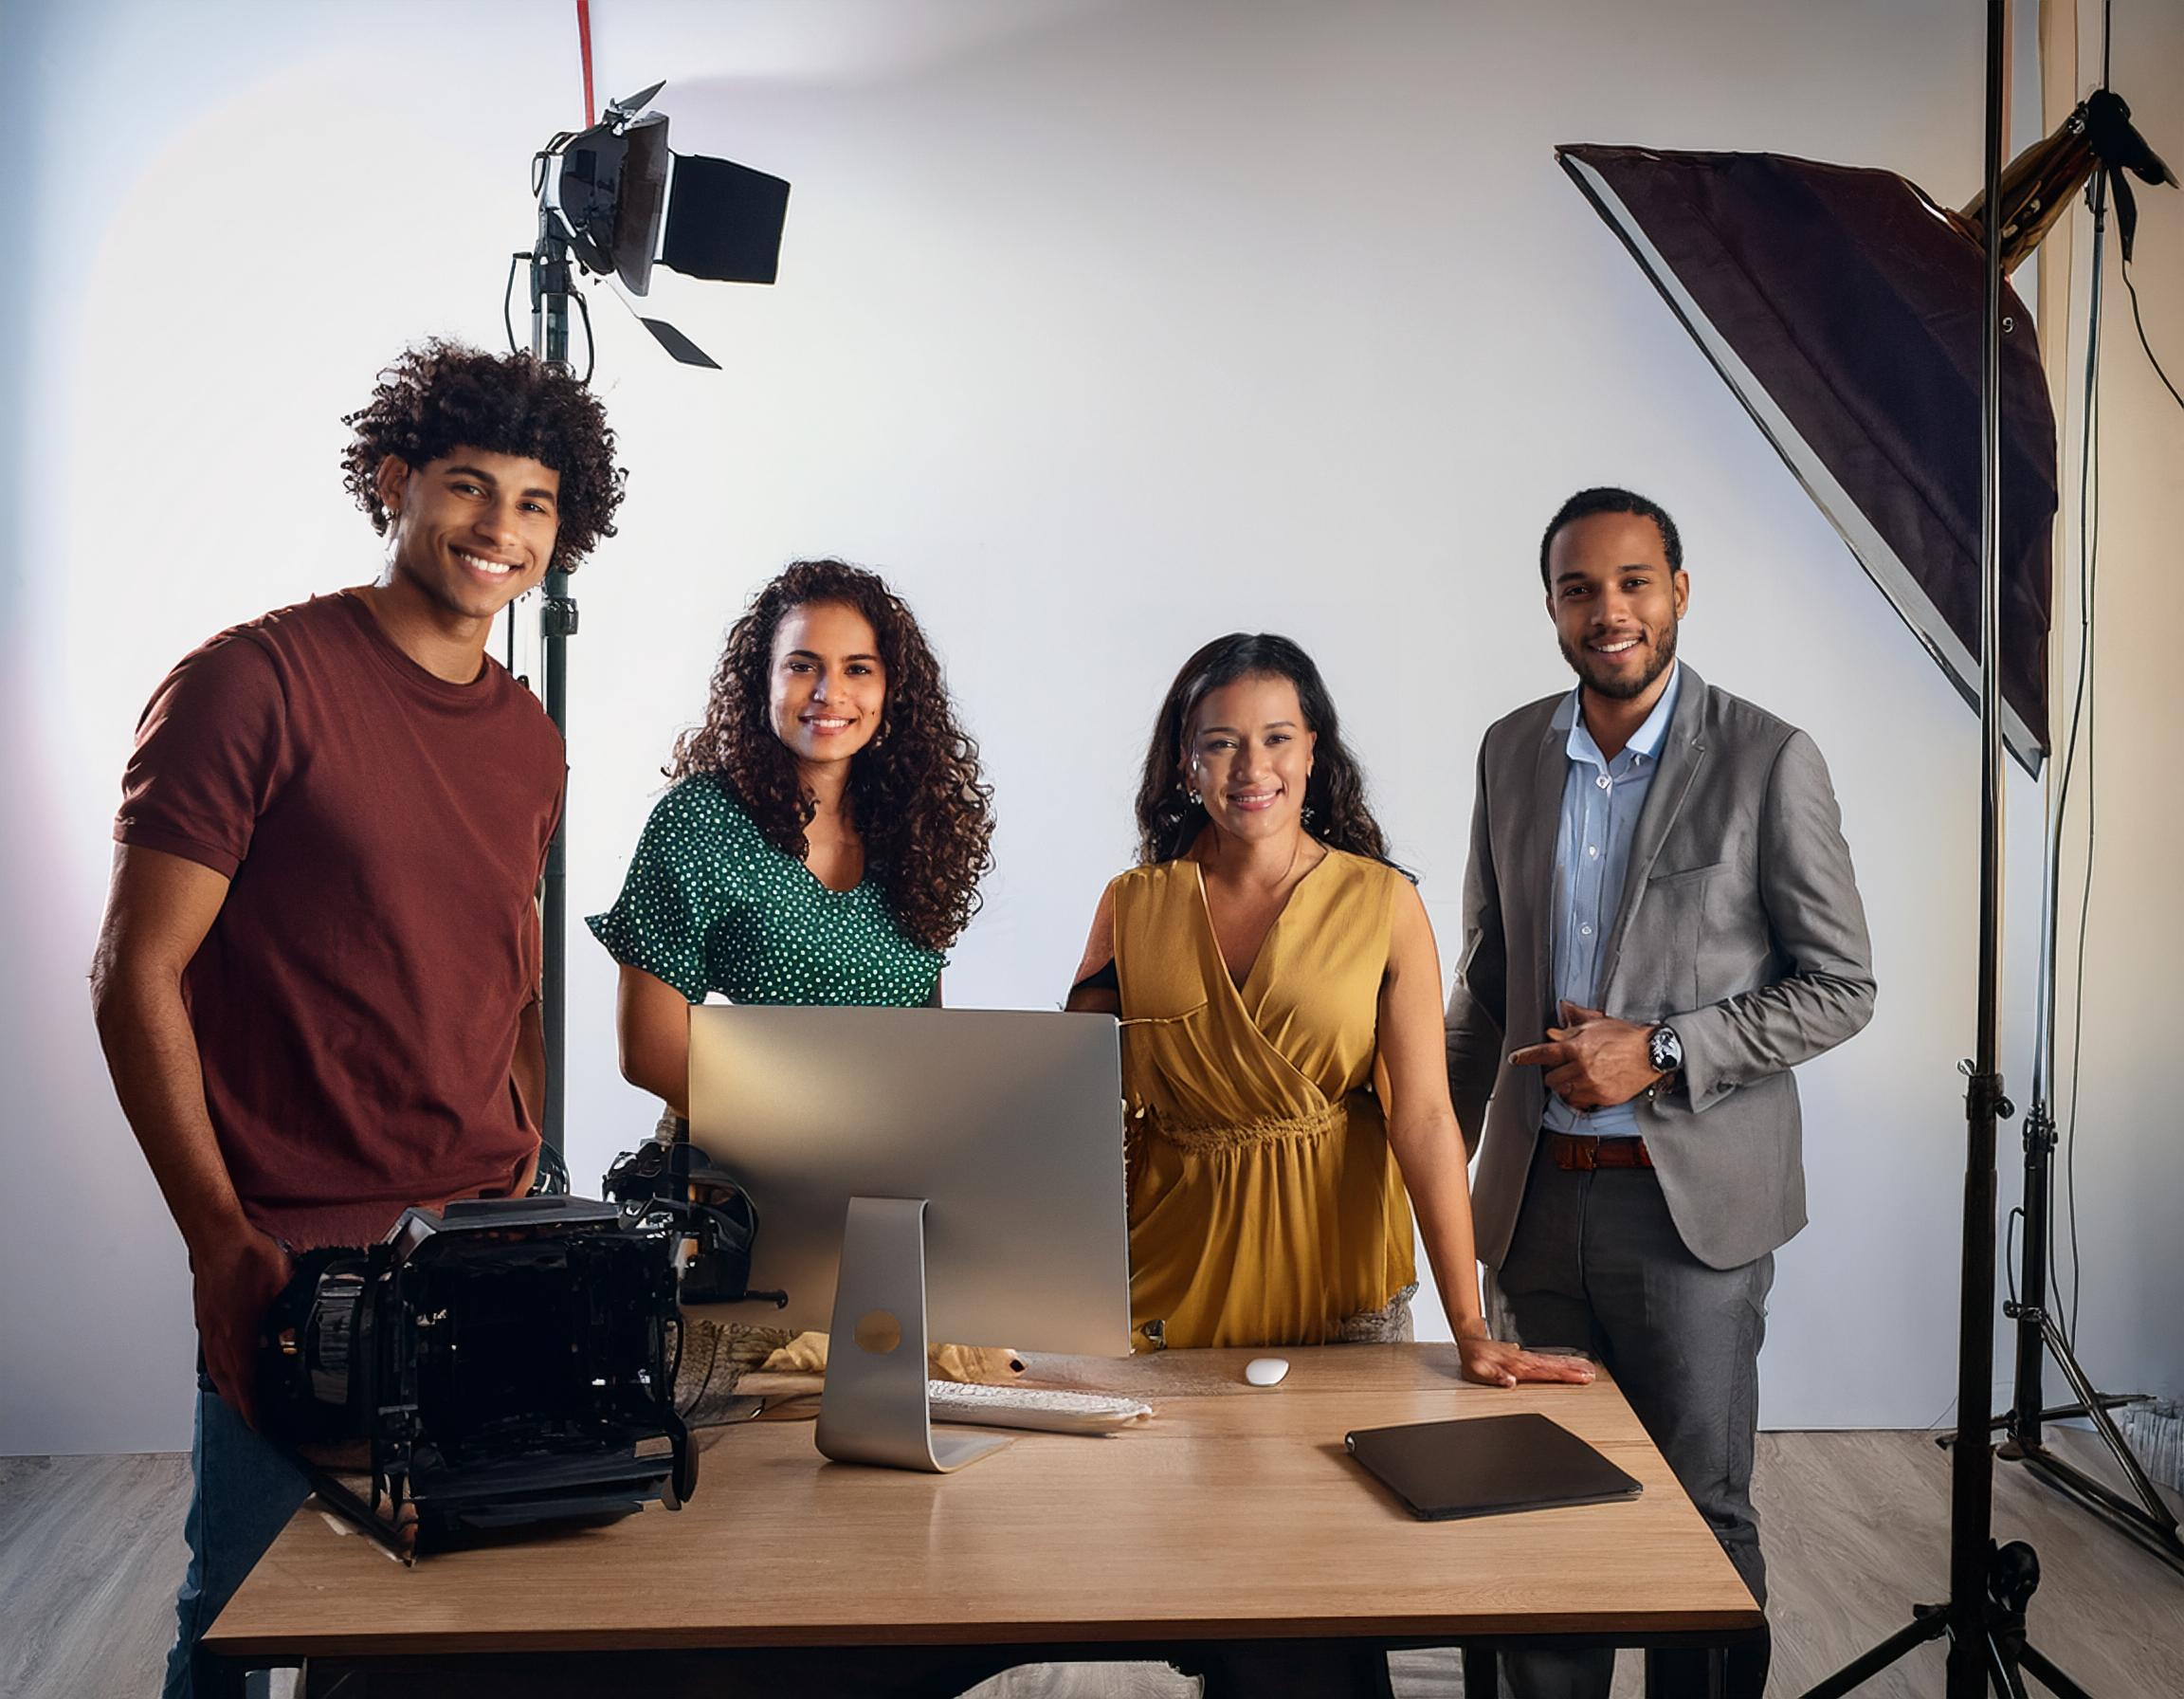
xmin=589 ymin=558 xmax=995 ymax=1122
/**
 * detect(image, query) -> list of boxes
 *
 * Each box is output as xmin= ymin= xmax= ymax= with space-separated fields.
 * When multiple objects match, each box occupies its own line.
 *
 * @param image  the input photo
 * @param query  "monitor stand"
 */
xmin=813 ymin=1197 xmax=1015 ymax=1472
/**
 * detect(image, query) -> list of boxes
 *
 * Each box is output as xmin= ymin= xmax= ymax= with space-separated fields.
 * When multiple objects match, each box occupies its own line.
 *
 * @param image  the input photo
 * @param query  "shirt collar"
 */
xmin=1559 ymin=662 xmax=1683 ymax=771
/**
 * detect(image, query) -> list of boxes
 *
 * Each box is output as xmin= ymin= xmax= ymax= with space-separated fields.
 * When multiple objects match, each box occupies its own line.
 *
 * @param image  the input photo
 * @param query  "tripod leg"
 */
xmin=2014 ymin=1642 xmax=2096 ymax=1699
xmin=1797 ymin=1611 xmax=1948 ymax=1699
xmin=2040 ymin=1315 xmax=2181 ymax=1538
xmin=1984 ymin=1633 xmax=2029 ymax=1699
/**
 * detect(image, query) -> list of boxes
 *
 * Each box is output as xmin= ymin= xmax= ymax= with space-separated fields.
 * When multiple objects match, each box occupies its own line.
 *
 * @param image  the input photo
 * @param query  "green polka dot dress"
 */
xmin=587 ymin=775 xmax=943 ymax=1006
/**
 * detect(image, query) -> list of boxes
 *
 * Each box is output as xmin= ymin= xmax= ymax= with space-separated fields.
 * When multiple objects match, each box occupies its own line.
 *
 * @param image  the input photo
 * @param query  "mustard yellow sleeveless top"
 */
xmin=1111 ymin=851 xmax=1417 ymax=1349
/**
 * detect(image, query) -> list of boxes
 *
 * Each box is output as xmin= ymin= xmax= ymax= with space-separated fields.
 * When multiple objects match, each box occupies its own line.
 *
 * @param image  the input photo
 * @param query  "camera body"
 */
xmin=259 ymin=1195 xmax=693 ymax=1552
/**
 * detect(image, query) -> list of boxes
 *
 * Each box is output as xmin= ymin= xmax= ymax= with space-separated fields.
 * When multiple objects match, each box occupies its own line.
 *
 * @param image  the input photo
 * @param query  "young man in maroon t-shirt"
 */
xmin=90 ymin=341 xmax=624 ymax=1697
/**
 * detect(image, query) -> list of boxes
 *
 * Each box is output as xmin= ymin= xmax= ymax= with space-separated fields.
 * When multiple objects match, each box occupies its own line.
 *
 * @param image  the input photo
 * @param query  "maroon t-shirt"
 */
xmin=116 ymin=591 xmax=564 ymax=1249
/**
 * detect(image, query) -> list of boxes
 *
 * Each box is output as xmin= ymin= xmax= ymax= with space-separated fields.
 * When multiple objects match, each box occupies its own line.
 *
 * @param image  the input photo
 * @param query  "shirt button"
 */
xmin=1579 ymin=923 xmax=1593 ymax=936
xmin=1596 ymin=775 xmax=1611 ymax=790
xmin=1587 ymin=845 xmax=1599 ymax=857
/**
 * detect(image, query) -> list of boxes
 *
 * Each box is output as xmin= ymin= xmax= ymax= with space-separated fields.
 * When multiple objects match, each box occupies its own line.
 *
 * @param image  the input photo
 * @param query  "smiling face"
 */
xmin=1180 ymin=672 xmax=1318 ymax=847
xmin=767 ymin=599 xmax=889 ymax=771
xmin=1546 ymin=509 xmax=1689 ymax=704
xmin=375 ymin=448 xmax=559 ymax=625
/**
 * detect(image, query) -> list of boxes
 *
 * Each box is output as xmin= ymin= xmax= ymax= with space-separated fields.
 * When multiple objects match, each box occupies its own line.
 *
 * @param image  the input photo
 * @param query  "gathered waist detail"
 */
xmin=1138 ymin=1104 xmax=1345 ymax=1153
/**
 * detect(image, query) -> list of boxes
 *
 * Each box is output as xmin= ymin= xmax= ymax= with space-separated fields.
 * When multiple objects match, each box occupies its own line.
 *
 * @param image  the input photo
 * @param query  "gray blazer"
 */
xmin=1445 ymin=665 xmax=1876 ymax=1271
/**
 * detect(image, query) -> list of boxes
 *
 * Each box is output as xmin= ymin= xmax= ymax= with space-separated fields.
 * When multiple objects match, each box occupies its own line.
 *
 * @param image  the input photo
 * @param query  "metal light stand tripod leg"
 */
xmin=1799 ymin=5 xmax=2084 ymax=1693
xmin=1995 ymin=1091 xmax=2184 ymax=1568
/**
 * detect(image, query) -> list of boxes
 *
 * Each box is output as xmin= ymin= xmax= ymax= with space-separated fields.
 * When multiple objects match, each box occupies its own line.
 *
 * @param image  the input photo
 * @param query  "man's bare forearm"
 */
xmin=92 ymin=962 xmax=251 ymax=1252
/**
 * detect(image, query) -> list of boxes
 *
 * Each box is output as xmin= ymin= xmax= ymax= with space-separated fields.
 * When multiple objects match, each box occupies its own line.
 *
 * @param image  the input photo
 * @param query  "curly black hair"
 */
xmin=1539 ymin=485 xmax=1683 ymax=588
xmin=669 ymin=559 xmax=995 ymax=953
xmin=1135 ymin=632 xmax=1404 ymax=873
xmin=340 ymin=340 xmax=626 ymax=571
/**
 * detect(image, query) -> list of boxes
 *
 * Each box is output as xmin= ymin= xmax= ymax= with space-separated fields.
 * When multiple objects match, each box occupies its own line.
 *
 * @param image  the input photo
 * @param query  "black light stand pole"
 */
xmin=1801 ymin=7 xmax=2087 ymax=1692
xmin=1943 ymin=0 xmax=2012 ymax=1682
xmin=529 ymin=214 xmax=578 ymax=1157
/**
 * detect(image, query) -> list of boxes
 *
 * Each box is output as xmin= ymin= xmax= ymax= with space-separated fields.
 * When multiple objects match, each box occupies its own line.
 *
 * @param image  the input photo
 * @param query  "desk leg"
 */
xmin=191 ymin=1650 xmax=246 ymax=1699
xmin=1463 ymin=1646 xmax=1500 ymax=1694
xmin=1643 ymin=1644 xmax=1727 ymax=1699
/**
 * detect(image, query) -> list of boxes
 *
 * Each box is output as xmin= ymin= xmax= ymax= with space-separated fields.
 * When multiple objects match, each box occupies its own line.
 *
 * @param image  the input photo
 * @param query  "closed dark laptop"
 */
xmin=1343 ymin=1412 xmax=1643 ymax=1522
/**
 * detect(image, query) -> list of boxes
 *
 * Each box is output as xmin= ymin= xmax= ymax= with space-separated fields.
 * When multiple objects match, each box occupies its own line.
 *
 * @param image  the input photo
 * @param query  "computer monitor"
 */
xmin=687 ymin=1005 xmax=1131 ymax=1473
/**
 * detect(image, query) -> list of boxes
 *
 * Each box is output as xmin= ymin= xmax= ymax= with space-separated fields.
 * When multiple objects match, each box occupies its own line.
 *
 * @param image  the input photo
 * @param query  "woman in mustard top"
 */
xmin=1066 ymin=633 xmax=1590 ymax=1388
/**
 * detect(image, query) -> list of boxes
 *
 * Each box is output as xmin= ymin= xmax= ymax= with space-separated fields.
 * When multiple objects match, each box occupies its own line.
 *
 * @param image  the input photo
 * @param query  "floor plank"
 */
xmin=1 ymin=1452 xmax=191 ymax=1699
xmin=2 ymin=1435 xmax=2177 ymax=1698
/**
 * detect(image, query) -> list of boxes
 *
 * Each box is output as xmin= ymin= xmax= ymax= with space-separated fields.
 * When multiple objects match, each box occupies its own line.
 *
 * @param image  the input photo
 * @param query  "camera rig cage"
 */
xmin=261 ymin=1195 xmax=698 ymax=1562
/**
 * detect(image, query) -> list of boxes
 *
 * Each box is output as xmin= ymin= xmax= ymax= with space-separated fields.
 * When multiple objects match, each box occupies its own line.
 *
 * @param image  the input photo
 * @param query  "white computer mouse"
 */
xmin=1244 ymin=1356 xmax=1290 ymax=1387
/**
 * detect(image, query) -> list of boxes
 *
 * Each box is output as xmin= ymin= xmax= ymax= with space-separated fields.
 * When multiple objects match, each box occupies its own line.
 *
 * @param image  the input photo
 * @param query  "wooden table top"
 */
xmin=206 ymin=1343 xmax=1761 ymax=1659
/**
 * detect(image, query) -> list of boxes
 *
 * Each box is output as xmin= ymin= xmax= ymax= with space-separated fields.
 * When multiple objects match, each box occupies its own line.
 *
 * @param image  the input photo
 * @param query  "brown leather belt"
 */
xmin=1545 ymin=1130 xmax=1654 ymax=1171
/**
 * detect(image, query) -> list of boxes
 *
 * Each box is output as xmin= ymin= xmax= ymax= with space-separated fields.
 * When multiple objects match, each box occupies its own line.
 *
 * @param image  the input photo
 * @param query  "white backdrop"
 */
xmin=4 ymin=0 xmax=2178 ymax=1454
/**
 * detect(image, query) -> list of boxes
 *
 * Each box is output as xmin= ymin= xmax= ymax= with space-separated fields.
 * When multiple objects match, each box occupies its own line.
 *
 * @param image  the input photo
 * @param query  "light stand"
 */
xmin=1984 ymin=155 xmax=2184 ymax=1577
xmin=508 ymin=82 xmax=792 ymax=1153
xmin=528 ymin=208 xmax=580 ymax=1157
xmin=1803 ymin=5 xmax=2085 ymax=1692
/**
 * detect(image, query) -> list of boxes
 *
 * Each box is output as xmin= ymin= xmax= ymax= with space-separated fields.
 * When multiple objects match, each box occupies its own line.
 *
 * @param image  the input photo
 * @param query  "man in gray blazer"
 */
xmin=1446 ymin=486 xmax=1875 ymax=1699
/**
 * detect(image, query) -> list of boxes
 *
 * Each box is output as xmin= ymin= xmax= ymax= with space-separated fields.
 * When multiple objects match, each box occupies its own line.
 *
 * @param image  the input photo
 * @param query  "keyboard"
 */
xmin=925 ymin=1380 xmax=1155 ymax=1434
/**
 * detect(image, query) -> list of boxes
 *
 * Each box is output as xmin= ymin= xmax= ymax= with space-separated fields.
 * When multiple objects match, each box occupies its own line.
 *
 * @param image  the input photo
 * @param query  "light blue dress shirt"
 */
xmin=1543 ymin=664 xmax=1682 ymax=1139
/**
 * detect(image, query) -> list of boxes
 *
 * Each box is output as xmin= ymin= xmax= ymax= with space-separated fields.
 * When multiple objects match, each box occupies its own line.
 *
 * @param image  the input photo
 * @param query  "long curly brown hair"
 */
xmin=1134 ymin=632 xmax=1405 ymax=873
xmin=340 ymin=340 xmax=626 ymax=572
xmin=670 ymin=560 xmax=994 ymax=951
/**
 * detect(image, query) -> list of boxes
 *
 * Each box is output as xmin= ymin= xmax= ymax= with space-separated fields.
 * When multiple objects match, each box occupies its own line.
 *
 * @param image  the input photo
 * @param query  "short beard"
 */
xmin=1560 ymin=617 xmax=1679 ymax=702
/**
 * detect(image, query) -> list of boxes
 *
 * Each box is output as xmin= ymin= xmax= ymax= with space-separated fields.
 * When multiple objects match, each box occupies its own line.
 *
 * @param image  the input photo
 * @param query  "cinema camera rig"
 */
xmin=258 ymin=1145 xmax=780 ymax=1562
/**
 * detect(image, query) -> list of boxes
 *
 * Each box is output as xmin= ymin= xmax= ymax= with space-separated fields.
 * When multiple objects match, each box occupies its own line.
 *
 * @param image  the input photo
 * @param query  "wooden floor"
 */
xmin=3 ymin=1433 xmax=2178 ymax=1698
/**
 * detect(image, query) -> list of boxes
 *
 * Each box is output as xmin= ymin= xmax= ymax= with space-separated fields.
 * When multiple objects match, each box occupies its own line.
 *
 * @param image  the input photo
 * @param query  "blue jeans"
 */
xmin=162 ymin=1376 xmax=311 ymax=1699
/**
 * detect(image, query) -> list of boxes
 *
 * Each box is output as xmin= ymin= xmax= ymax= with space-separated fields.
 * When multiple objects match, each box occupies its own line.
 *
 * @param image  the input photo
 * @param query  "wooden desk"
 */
xmin=203 ymin=1344 xmax=1761 ymax=1696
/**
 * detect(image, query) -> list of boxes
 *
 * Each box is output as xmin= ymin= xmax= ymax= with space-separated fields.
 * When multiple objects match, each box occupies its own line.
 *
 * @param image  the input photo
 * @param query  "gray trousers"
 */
xmin=1491 ymin=1143 xmax=1773 ymax=1699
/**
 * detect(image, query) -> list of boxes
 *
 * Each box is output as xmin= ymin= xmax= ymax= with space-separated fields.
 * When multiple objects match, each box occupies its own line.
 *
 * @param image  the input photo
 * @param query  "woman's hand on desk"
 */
xmin=1455 ymin=1326 xmax=1597 ymax=1389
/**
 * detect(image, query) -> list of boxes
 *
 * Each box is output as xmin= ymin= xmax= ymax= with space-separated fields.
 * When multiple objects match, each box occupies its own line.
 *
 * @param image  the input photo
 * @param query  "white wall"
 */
xmin=4 ymin=0 xmax=2176 ymax=1454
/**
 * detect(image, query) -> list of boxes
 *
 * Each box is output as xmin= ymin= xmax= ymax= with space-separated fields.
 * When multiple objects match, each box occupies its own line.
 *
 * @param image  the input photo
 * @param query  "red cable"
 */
xmin=575 ymin=0 xmax=595 ymax=122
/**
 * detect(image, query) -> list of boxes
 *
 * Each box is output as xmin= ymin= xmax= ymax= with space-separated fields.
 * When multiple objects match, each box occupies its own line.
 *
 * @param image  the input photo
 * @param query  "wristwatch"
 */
xmin=1645 ymin=1023 xmax=1683 ymax=1100
xmin=1647 ymin=1022 xmax=1684 ymax=1075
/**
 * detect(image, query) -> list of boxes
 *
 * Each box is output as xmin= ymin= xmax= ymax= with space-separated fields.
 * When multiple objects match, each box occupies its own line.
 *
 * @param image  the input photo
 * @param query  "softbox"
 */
xmin=1558 ymin=144 xmax=2057 ymax=775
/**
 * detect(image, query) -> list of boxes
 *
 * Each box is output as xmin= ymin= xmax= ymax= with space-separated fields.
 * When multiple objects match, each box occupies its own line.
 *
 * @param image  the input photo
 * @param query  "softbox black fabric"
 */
xmin=1559 ymin=145 xmax=2055 ymax=773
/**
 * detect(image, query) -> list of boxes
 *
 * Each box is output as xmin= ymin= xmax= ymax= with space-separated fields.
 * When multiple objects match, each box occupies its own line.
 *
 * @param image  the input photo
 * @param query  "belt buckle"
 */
xmin=1564 ymin=1133 xmax=1598 ymax=1172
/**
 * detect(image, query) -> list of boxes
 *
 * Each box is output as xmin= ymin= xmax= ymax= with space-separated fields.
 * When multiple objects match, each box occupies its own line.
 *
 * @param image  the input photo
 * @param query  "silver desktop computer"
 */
xmin=687 ymin=1006 xmax=1132 ymax=1474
